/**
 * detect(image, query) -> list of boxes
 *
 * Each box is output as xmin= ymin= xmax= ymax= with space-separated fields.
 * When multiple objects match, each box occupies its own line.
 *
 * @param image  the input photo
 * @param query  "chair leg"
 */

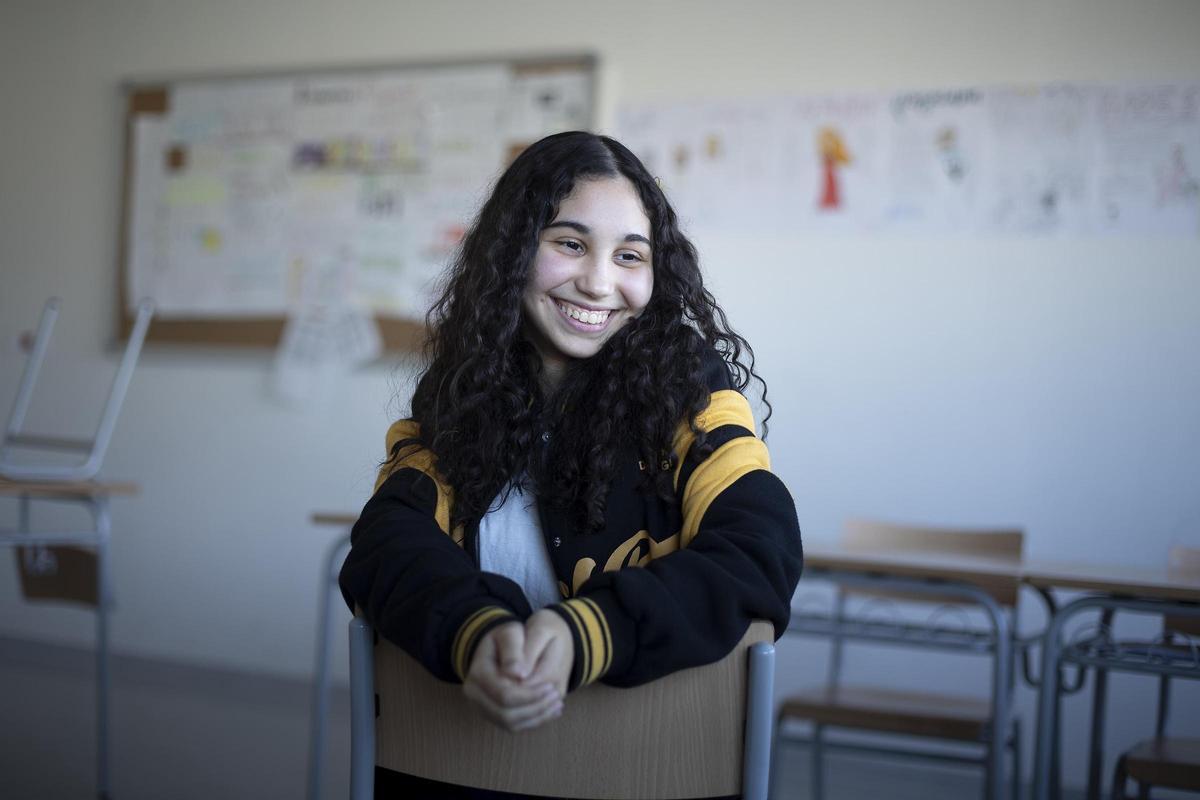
xmin=1010 ymin=719 xmax=1023 ymax=800
xmin=810 ymin=723 xmax=825 ymax=800
xmin=768 ymin=715 xmax=781 ymax=800
xmin=349 ymin=618 xmax=375 ymax=800
xmin=1086 ymin=664 xmax=1110 ymax=800
xmin=1110 ymin=755 xmax=1127 ymax=800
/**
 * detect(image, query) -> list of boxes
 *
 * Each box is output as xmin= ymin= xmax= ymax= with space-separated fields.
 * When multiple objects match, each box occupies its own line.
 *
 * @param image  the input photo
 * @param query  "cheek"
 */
xmin=624 ymin=271 xmax=654 ymax=313
xmin=528 ymin=249 xmax=573 ymax=294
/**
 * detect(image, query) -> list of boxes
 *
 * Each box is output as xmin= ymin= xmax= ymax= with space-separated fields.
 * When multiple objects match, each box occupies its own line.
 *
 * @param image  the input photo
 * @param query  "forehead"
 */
xmin=553 ymin=176 xmax=650 ymax=236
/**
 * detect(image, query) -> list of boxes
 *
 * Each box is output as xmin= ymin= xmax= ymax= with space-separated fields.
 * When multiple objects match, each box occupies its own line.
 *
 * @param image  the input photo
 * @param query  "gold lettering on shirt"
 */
xmin=566 ymin=530 xmax=681 ymax=596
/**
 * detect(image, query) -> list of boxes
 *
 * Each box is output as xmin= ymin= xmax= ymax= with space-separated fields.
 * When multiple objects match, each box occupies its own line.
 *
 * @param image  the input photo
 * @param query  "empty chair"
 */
xmin=1110 ymin=546 xmax=1200 ymax=800
xmin=1 ymin=296 xmax=152 ymax=800
xmin=1 ymin=296 xmax=154 ymax=482
xmin=349 ymin=617 xmax=777 ymax=800
xmin=777 ymin=519 xmax=1025 ymax=800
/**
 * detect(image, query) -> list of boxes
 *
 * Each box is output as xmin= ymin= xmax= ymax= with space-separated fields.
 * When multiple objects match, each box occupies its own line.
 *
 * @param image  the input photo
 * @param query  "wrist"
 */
xmin=547 ymin=597 xmax=612 ymax=691
xmin=451 ymin=605 xmax=520 ymax=682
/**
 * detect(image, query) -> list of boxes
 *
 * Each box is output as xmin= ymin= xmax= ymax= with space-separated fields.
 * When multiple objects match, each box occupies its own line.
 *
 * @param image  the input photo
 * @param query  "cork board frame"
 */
xmin=117 ymin=54 xmax=597 ymax=351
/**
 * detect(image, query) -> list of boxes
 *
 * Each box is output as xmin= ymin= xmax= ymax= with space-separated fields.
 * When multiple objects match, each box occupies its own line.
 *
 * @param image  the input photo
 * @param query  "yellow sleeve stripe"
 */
xmin=451 ymin=606 xmax=512 ymax=681
xmin=671 ymin=389 xmax=757 ymax=489
xmin=680 ymin=436 xmax=771 ymax=547
xmin=374 ymin=419 xmax=455 ymax=538
xmin=557 ymin=600 xmax=591 ymax=687
xmin=560 ymin=597 xmax=612 ymax=686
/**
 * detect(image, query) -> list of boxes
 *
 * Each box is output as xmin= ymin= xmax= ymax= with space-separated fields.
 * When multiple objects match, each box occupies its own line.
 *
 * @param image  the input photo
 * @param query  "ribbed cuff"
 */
xmin=548 ymin=597 xmax=613 ymax=691
xmin=450 ymin=605 xmax=519 ymax=681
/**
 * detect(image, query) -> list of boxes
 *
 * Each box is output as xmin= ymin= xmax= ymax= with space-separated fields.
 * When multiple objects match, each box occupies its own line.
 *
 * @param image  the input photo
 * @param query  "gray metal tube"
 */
xmin=801 ymin=567 xmax=1013 ymax=800
xmin=1032 ymin=595 xmax=1200 ymax=800
xmin=306 ymin=532 xmax=351 ymax=800
xmin=349 ymin=617 xmax=375 ymax=800
xmin=2 ymin=297 xmax=59 ymax=449
xmin=742 ymin=641 xmax=775 ymax=800
xmin=94 ymin=496 xmax=112 ymax=800
xmin=1084 ymin=609 xmax=1113 ymax=800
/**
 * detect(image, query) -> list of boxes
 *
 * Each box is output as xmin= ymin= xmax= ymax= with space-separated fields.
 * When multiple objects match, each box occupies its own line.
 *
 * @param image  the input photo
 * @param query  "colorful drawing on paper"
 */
xmin=817 ymin=127 xmax=852 ymax=211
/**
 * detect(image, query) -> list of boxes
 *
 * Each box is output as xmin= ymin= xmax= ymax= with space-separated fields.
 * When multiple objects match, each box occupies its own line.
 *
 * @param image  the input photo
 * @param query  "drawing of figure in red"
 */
xmin=817 ymin=127 xmax=852 ymax=210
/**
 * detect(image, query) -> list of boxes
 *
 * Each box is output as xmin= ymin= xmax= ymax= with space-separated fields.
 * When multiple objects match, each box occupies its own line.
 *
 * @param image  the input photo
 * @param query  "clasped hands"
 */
xmin=462 ymin=608 xmax=574 ymax=732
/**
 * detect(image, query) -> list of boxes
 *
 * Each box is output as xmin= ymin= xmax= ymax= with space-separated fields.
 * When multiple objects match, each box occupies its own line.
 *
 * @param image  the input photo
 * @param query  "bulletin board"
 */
xmin=118 ymin=55 xmax=597 ymax=350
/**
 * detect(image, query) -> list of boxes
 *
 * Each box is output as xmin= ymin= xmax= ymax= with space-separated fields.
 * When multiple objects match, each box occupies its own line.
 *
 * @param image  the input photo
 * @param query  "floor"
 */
xmin=2 ymin=635 xmax=1083 ymax=800
xmin=0 ymin=635 xmax=349 ymax=800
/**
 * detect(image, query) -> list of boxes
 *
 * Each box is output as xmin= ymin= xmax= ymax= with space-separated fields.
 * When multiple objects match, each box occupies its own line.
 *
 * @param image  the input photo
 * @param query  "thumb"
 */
xmin=492 ymin=622 xmax=528 ymax=680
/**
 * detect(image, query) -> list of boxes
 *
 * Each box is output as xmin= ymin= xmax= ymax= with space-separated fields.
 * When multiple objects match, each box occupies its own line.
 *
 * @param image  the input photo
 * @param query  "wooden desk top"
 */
xmin=805 ymin=541 xmax=1023 ymax=580
xmin=311 ymin=512 xmax=356 ymax=527
xmin=305 ymin=521 xmax=1200 ymax=604
xmin=803 ymin=540 xmax=1023 ymax=604
xmin=1022 ymin=559 xmax=1200 ymax=603
xmin=806 ymin=542 xmax=1200 ymax=604
xmin=0 ymin=478 xmax=139 ymax=497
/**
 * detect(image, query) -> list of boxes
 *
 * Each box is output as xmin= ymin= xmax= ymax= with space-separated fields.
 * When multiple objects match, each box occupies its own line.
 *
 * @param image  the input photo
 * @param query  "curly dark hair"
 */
xmin=392 ymin=131 xmax=768 ymax=535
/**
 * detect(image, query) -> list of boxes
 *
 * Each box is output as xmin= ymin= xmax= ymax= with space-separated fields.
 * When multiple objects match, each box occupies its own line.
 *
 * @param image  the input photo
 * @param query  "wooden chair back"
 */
xmin=373 ymin=620 xmax=774 ymax=799
xmin=1166 ymin=546 xmax=1200 ymax=637
xmin=842 ymin=518 xmax=1025 ymax=607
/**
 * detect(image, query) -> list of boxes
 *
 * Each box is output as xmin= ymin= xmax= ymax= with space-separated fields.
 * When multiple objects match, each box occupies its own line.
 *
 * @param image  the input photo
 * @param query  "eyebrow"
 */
xmin=544 ymin=219 xmax=652 ymax=247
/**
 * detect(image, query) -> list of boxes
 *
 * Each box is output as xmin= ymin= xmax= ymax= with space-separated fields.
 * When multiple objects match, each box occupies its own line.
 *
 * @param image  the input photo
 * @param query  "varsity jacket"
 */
xmin=338 ymin=354 xmax=803 ymax=691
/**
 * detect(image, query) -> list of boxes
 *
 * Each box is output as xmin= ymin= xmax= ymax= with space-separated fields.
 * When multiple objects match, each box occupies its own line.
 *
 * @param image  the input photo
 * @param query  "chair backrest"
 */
xmin=1 ymin=297 xmax=153 ymax=482
xmin=1166 ymin=546 xmax=1200 ymax=637
xmin=842 ymin=518 xmax=1025 ymax=607
xmin=367 ymin=620 xmax=774 ymax=799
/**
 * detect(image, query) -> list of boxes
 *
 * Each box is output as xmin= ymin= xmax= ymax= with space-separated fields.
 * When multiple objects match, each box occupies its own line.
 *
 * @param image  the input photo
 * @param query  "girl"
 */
xmin=339 ymin=131 xmax=803 ymax=797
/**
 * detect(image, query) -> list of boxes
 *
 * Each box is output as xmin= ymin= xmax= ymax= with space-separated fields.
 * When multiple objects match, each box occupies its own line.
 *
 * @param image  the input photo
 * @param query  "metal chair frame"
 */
xmin=1 ymin=297 xmax=154 ymax=482
xmin=0 ymin=296 xmax=152 ymax=800
xmin=305 ymin=531 xmax=352 ymax=800
xmin=779 ymin=567 xmax=1026 ymax=800
xmin=1029 ymin=597 xmax=1200 ymax=800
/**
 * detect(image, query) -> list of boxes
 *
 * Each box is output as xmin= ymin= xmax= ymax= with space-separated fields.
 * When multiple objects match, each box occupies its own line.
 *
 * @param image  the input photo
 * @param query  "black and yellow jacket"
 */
xmin=338 ymin=356 xmax=803 ymax=691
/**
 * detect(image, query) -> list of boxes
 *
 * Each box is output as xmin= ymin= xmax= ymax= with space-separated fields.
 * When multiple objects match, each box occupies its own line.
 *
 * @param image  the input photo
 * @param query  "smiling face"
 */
xmin=522 ymin=176 xmax=654 ymax=386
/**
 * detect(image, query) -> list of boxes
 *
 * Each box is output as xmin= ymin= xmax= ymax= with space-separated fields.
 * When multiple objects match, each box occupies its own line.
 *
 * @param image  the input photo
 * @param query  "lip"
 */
xmin=553 ymin=298 xmax=617 ymax=334
xmin=551 ymin=297 xmax=612 ymax=313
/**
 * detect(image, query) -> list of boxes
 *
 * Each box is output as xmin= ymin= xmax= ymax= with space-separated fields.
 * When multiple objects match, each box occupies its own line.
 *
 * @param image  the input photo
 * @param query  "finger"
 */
xmin=520 ymin=625 xmax=554 ymax=672
xmin=527 ymin=636 xmax=564 ymax=680
xmin=491 ymin=624 xmax=529 ymax=680
xmin=464 ymin=678 xmax=560 ymax=729
xmin=527 ymin=639 xmax=571 ymax=697
xmin=495 ymin=689 xmax=564 ymax=731
xmin=510 ymin=696 xmax=566 ymax=732
xmin=473 ymin=669 xmax=556 ymax=709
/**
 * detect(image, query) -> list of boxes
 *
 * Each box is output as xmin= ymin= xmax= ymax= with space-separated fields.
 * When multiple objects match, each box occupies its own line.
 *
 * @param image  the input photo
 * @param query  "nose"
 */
xmin=575 ymin=254 xmax=614 ymax=300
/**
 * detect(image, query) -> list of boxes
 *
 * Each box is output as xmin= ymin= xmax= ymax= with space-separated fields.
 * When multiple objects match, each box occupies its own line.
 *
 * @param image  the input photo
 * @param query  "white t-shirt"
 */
xmin=478 ymin=482 xmax=561 ymax=610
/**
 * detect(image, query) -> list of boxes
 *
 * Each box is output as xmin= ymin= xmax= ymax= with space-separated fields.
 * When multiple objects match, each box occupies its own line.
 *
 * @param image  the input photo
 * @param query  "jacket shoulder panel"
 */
xmin=375 ymin=419 xmax=455 ymax=539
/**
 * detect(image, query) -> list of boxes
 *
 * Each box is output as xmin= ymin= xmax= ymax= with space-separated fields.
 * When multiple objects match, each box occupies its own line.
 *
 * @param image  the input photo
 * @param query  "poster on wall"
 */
xmin=125 ymin=62 xmax=595 ymax=320
xmin=617 ymin=81 xmax=1200 ymax=239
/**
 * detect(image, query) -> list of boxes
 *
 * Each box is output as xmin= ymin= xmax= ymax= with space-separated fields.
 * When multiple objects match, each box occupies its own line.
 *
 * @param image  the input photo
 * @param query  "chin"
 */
xmin=558 ymin=339 xmax=606 ymax=361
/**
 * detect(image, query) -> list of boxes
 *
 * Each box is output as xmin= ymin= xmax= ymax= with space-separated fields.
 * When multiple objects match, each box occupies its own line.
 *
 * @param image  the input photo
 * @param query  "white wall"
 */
xmin=2 ymin=0 xmax=1198 ymax=789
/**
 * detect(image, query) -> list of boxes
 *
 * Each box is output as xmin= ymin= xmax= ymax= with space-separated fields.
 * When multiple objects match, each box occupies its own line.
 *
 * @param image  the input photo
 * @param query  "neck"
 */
xmin=538 ymin=356 xmax=566 ymax=394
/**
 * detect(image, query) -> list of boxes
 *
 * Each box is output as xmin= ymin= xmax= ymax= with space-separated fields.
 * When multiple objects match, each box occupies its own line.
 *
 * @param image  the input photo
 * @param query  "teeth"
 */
xmin=558 ymin=302 xmax=610 ymax=325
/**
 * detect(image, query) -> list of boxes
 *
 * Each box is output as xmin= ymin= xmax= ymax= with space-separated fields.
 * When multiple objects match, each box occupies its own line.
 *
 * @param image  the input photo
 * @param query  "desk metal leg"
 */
xmin=1034 ymin=597 xmax=1070 ymax=800
xmin=985 ymin=596 xmax=1013 ymax=800
xmin=811 ymin=723 xmax=825 ymax=800
xmin=1084 ymin=610 xmax=1114 ymax=800
xmin=94 ymin=495 xmax=112 ymax=800
xmin=1084 ymin=668 xmax=1108 ymax=800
